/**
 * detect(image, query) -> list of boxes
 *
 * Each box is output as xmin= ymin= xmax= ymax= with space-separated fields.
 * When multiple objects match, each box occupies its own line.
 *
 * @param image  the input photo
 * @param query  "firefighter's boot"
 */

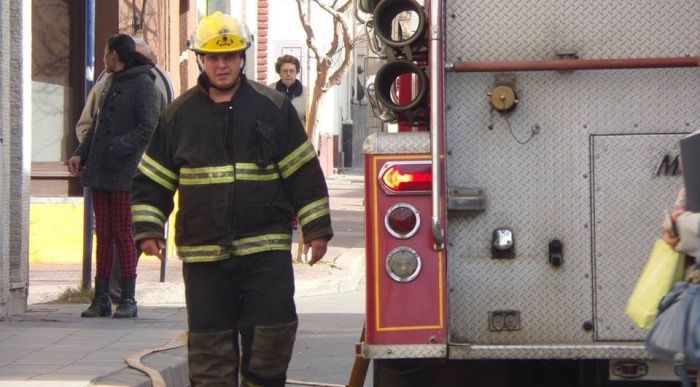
xmin=188 ymin=330 xmax=239 ymax=387
xmin=81 ymin=277 xmax=112 ymax=317
xmin=113 ymin=277 xmax=137 ymax=318
xmin=240 ymin=321 xmax=298 ymax=387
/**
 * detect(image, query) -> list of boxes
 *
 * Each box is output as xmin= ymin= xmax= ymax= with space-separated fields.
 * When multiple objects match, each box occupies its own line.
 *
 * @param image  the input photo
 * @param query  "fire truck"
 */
xmin=354 ymin=0 xmax=700 ymax=385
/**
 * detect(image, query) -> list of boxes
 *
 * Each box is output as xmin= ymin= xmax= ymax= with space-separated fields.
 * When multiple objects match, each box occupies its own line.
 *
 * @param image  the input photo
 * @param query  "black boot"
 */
xmin=113 ymin=277 xmax=137 ymax=318
xmin=81 ymin=277 xmax=112 ymax=318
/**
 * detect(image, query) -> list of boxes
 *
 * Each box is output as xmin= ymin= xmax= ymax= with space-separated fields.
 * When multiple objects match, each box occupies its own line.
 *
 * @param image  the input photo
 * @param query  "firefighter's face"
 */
xmin=202 ymin=52 xmax=243 ymax=89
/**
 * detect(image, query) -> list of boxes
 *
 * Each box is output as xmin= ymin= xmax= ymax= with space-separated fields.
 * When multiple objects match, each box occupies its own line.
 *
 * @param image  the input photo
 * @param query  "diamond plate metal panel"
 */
xmin=362 ymin=344 xmax=447 ymax=359
xmin=445 ymin=0 xmax=700 ymax=62
xmin=445 ymin=66 xmax=699 ymax=347
xmin=593 ymin=134 xmax=684 ymax=341
xmin=363 ymin=132 xmax=431 ymax=155
xmin=449 ymin=344 xmax=648 ymax=360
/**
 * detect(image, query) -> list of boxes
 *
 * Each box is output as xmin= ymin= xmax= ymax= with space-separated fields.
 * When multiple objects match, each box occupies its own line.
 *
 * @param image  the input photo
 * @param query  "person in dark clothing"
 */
xmin=132 ymin=12 xmax=332 ymax=387
xmin=67 ymin=34 xmax=160 ymax=319
xmin=270 ymin=54 xmax=306 ymax=127
xmin=270 ymin=55 xmax=307 ymax=230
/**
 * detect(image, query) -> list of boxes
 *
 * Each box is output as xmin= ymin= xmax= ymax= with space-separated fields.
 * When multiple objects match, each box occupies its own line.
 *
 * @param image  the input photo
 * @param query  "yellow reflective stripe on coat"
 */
xmin=177 ymin=245 xmax=230 ymax=263
xmin=297 ymin=197 xmax=330 ymax=227
xmin=277 ymin=142 xmax=316 ymax=179
xmin=235 ymin=163 xmax=280 ymax=181
xmin=176 ymin=234 xmax=292 ymax=262
xmin=180 ymin=165 xmax=235 ymax=185
xmin=232 ymin=234 xmax=292 ymax=256
xmin=131 ymin=204 xmax=166 ymax=227
xmin=138 ymin=154 xmax=178 ymax=191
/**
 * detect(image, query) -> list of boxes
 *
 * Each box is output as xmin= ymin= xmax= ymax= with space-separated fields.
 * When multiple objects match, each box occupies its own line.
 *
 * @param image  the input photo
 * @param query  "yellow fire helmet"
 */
xmin=190 ymin=11 xmax=251 ymax=54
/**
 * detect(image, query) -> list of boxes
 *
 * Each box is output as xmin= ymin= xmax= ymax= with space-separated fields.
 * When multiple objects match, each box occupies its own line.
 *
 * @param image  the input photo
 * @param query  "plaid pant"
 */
xmin=92 ymin=189 xmax=137 ymax=279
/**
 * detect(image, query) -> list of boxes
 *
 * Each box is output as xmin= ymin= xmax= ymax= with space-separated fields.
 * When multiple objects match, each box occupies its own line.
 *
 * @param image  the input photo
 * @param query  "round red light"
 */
xmin=385 ymin=204 xmax=419 ymax=239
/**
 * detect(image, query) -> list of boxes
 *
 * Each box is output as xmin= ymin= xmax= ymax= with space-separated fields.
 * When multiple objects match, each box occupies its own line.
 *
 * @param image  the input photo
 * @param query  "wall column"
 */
xmin=0 ymin=0 xmax=31 ymax=318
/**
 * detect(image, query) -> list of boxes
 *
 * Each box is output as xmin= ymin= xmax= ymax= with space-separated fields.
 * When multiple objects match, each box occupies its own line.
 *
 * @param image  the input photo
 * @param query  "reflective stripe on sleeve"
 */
xmin=138 ymin=154 xmax=178 ymax=191
xmin=297 ymin=197 xmax=330 ymax=227
xmin=131 ymin=204 xmax=166 ymax=227
xmin=277 ymin=141 xmax=316 ymax=179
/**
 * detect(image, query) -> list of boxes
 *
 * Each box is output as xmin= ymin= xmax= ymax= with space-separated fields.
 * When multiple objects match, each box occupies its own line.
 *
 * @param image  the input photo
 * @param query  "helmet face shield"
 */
xmin=190 ymin=11 xmax=252 ymax=54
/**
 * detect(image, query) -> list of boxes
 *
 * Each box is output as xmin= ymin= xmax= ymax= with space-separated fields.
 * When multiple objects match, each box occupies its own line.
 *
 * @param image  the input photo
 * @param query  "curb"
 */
xmin=294 ymin=247 xmax=366 ymax=298
xmin=90 ymin=346 xmax=188 ymax=387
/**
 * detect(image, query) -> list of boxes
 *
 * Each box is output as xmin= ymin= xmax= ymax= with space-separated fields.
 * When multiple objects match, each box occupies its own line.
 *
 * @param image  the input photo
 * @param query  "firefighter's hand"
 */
xmin=67 ymin=155 xmax=82 ymax=176
xmin=304 ymin=238 xmax=328 ymax=266
xmin=139 ymin=238 xmax=166 ymax=260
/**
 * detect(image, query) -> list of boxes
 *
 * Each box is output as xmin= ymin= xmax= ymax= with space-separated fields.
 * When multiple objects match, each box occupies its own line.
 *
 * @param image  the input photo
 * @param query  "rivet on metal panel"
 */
xmin=429 ymin=335 xmax=438 ymax=344
xmin=583 ymin=124 xmax=588 ymax=129
xmin=582 ymin=174 xmax=588 ymax=178
xmin=582 ymin=321 xmax=594 ymax=331
xmin=583 ymin=223 xmax=588 ymax=228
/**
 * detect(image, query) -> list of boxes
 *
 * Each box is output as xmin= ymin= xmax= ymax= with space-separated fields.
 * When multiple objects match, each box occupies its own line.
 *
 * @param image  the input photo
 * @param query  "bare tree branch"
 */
xmin=314 ymin=1 xmax=354 ymax=86
xmin=337 ymin=0 xmax=352 ymax=13
xmin=325 ymin=20 xmax=340 ymax=65
xmin=295 ymin=0 xmax=322 ymax=62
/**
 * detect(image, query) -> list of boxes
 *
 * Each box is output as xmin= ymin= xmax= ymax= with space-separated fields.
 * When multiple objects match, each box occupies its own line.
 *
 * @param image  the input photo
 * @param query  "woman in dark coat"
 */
xmin=68 ymin=34 xmax=160 ymax=319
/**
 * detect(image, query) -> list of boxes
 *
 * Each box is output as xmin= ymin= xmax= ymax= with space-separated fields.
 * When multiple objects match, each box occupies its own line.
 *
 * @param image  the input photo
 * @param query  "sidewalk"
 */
xmin=0 ymin=172 xmax=365 ymax=386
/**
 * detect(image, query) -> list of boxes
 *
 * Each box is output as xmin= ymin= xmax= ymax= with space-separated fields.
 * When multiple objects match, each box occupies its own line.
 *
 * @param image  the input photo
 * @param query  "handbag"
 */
xmin=625 ymin=239 xmax=686 ymax=329
xmin=645 ymin=267 xmax=700 ymax=387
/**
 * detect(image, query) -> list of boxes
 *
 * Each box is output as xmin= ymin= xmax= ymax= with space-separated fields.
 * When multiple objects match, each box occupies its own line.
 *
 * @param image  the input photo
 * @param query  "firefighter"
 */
xmin=131 ymin=11 xmax=333 ymax=387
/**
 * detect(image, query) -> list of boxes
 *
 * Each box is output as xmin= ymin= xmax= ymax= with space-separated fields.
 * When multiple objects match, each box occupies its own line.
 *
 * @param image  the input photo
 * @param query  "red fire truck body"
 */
xmin=358 ymin=0 xmax=700 ymax=384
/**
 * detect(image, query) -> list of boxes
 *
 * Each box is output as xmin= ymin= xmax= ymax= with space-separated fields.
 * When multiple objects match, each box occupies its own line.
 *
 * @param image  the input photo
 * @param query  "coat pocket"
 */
xmin=253 ymin=120 xmax=278 ymax=167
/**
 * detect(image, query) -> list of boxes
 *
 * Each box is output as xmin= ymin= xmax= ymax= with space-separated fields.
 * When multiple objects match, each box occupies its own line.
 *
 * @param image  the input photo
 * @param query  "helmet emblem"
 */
xmin=216 ymin=36 xmax=232 ymax=47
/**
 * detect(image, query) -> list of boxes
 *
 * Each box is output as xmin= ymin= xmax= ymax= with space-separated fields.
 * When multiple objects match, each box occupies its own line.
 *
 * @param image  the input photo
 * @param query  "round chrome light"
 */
xmin=384 ymin=203 xmax=420 ymax=239
xmin=385 ymin=247 xmax=421 ymax=282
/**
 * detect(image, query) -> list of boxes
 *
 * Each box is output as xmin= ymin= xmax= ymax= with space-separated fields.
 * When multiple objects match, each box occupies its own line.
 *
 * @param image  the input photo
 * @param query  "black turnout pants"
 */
xmin=183 ymin=250 xmax=298 ymax=387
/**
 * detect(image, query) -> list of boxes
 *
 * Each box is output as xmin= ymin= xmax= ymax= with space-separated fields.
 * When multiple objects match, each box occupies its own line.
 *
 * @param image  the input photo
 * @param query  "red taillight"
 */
xmin=385 ymin=203 xmax=420 ymax=239
xmin=379 ymin=161 xmax=431 ymax=194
